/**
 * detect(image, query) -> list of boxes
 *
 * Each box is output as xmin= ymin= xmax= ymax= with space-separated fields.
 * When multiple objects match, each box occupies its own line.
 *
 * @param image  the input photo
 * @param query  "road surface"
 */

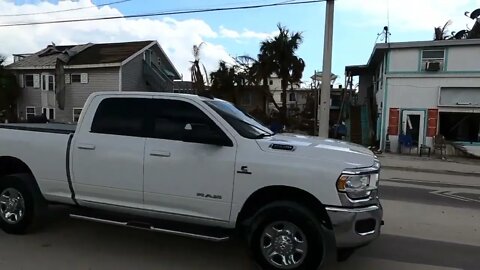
xmin=0 ymin=168 xmax=478 ymax=270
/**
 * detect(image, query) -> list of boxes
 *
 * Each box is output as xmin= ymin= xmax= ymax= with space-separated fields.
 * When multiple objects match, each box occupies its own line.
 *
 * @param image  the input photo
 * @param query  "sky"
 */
xmin=2 ymin=0 xmax=480 ymax=86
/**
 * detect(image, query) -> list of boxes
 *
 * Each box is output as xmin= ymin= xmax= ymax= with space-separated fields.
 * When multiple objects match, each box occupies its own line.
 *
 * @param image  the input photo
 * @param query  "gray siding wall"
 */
xmin=121 ymin=53 xmax=150 ymax=92
xmin=15 ymin=70 xmax=42 ymax=120
xmin=15 ymin=67 xmax=119 ymax=123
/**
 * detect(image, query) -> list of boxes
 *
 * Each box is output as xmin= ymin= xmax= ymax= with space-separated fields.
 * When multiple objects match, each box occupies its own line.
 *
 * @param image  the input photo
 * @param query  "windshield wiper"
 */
xmin=254 ymin=133 xmax=274 ymax=139
xmin=237 ymin=119 xmax=274 ymax=136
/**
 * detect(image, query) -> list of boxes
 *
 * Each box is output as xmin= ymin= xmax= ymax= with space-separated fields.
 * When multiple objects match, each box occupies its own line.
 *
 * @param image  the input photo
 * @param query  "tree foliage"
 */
xmin=190 ymin=43 xmax=209 ymax=94
xmin=434 ymin=20 xmax=453 ymax=40
xmin=258 ymin=24 xmax=305 ymax=124
xmin=0 ymin=55 xmax=20 ymax=121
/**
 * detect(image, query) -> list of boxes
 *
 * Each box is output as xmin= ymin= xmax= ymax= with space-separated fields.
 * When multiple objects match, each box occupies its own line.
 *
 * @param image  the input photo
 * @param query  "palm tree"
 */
xmin=236 ymin=55 xmax=282 ymax=111
xmin=210 ymin=61 xmax=238 ymax=103
xmin=190 ymin=43 xmax=209 ymax=94
xmin=434 ymin=20 xmax=452 ymax=40
xmin=259 ymin=24 xmax=305 ymax=125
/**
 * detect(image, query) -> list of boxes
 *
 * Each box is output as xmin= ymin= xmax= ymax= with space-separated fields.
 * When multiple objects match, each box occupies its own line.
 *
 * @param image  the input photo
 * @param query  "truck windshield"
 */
xmin=204 ymin=100 xmax=274 ymax=139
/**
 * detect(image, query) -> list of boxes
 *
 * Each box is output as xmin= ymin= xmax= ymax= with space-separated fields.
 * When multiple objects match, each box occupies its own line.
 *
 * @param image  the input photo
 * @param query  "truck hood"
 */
xmin=256 ymin=133 xmax=376 ymax=168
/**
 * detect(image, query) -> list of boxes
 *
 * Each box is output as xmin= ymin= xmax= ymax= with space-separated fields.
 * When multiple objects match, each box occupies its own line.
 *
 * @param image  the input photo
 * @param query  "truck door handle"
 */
xmin=77 ymin=144 xmax=96 ymax=150
xmin=150 ymin=150 xmax=171 ymax=157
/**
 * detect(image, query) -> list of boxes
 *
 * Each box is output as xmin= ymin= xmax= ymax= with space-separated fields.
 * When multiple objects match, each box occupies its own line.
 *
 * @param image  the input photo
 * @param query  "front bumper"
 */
xmin=326 ymin=203 xmax=383 ymax=248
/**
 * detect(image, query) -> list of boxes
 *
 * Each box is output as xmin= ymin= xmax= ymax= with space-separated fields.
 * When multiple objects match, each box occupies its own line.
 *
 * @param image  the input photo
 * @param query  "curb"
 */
xmin=381 ymin=165 xmax=480 ymax=177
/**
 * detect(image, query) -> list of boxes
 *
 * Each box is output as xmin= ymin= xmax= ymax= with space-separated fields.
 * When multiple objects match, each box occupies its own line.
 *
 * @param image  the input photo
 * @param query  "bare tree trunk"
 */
xmin=281 ymin=78 xmax=288 ymax=126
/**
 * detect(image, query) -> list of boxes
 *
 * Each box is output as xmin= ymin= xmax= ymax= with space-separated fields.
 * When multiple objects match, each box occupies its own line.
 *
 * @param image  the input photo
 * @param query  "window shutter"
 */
xmin=33 ymin=74 xmax=40 ymax=88
xmin=80 ymin=73 xmax=88 ymax=84
xmin=388 ymin=108 xmax=400 ymax=136
xmin=65 ymin=74 xmax=71 ymax=84
xmin=19 ymin=74 xmax=24 ymax=88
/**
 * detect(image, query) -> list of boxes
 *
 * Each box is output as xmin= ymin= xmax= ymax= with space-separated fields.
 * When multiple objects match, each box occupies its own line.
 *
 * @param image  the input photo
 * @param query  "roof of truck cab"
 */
xmin=90 ymin=91 xmax=214 ymax=101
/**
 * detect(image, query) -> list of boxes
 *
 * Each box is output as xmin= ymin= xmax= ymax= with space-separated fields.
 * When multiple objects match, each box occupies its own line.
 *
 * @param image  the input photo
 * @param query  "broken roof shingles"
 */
xmin=67 ymin=41 xmax=153 ymax=65
xmin=7 ymin=40 xmax=153 ymax=68
xmin=7 ymin=45 xmax=75 ymax=68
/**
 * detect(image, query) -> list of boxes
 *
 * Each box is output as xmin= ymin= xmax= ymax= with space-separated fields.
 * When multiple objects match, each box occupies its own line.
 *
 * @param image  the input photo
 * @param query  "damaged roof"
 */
xmin=6 ymin=40 xmax=180 ymax=79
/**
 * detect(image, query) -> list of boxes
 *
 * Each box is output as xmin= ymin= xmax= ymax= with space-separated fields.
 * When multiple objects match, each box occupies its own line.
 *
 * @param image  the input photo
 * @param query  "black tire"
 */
xmin=247 ymin=201 xmax=333 ymax=270
xmin=0 ymin=174 xmax=45 ymax=234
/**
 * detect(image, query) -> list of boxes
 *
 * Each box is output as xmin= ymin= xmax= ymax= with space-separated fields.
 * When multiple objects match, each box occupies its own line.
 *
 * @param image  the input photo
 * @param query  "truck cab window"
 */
xmin=91 ymin=98 xmax=147 ymax=137
xmin=149 ymin=99 xmax=228 ymax=144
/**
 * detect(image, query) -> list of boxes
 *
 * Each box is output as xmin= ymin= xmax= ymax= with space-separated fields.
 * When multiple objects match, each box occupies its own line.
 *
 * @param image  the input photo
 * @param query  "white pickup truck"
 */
xmin=0 ymin=92 xmax=382 ymax=269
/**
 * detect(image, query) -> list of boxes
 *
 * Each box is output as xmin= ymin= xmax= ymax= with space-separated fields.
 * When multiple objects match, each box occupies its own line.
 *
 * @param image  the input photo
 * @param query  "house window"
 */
xmin=25 ymin=107 xmax=35 ymax=120
xmin=289 ymin=92 xmax=296 ymax=102
xmin=25 ymin=75 xmax=34 ymax=87
xmin=73 ymin=108 xmax=82 ymax=123
xmin=71 ymin=74 xmax=81 ymax=83
xmin=42 ymin=107 xmax=55 ymax=120
xmin=421 ymin=49 xmax=445 ymax=71
xmin=41 ymin=74 xmax=55 ymax=91
xmin=269 ymin=80 xmax=273 ymax=85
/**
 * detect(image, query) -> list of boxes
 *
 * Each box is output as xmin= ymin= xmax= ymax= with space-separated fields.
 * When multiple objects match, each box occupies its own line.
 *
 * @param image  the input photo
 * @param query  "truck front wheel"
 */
xmin=0 ymin=174 xmax=44 ymax=234
xmin=248 ymin=201 xmax=331 ymax=270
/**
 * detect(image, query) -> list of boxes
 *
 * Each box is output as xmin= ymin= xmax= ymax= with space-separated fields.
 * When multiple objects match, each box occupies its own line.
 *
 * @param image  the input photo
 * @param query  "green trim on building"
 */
xmin=380 ymin=78 xmax=389 ymax=149
xmin=400 ymin=108 xmax=428 ymax=145
xmin=444 ymin=47 xmax=449 ymax=71
xmin=417 ymin=49 xmax=422 ymax=72
xmin=380 ymin=49 xmax=391 ymax=150
xmin=386 ymin=70 xmax=480 ymax=75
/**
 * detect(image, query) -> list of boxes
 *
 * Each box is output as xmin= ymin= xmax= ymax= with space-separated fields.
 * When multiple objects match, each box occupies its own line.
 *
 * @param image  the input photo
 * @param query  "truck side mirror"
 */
xmin=183 ymin=123 xmax=232 ymax=147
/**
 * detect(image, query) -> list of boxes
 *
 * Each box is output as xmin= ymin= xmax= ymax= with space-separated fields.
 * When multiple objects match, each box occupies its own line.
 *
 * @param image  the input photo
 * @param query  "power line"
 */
xmin=0 ymin=0 xmax=325 ymax=28
xmin=0 ymin=0 xmax=132 ymax=17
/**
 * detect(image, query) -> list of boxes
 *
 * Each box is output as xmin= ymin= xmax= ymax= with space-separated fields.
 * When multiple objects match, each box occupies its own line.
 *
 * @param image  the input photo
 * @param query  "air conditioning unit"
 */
xmin=425 ymin=61 xmax=441 ymax=72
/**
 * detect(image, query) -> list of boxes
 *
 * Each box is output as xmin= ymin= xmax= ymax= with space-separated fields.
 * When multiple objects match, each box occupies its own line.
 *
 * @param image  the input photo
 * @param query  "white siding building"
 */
xmin=346 ymin=39 xmax=480 ymax=155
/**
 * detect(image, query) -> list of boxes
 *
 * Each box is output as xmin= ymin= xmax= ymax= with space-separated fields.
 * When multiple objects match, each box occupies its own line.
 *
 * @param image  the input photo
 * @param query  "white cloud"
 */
xmin=219 ymin=26 xmax=276 ymax=40
xmin=338 ymin=0 xmax=480 ymax=33
xmin=219 ymin=26 xmax=241 ymax=39
xmin=0 ymin=0 xmax=233 ymax=79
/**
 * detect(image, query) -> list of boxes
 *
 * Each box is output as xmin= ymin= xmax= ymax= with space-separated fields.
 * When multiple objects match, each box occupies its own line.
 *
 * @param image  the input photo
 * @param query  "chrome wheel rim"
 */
xmin=0 ymin=188 xmax=25 ymax=224
xmin=260 ymin=221 xmax=308 ymax=269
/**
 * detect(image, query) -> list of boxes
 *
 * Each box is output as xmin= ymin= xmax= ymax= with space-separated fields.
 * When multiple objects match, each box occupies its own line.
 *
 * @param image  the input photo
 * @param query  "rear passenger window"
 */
xmin=91 ymin=98 xmax=147 ymax=137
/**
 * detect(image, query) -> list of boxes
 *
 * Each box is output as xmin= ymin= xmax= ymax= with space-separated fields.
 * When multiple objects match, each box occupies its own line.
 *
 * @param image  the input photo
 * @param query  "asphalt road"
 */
xmin=0 ymin=168 xmax=478 ymax=270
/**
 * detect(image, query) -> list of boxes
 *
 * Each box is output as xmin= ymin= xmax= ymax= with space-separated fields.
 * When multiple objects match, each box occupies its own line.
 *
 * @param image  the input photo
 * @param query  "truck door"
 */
xmin=71 ymin=96 xmax=149 ymax=208
xmin=143 ymin=97 xmax=237 ymax=221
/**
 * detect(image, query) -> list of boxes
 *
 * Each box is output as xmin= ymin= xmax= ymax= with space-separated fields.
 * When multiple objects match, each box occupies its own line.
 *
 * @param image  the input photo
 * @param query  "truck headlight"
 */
xmin=337 ymin=173 xmax=379 ymax=200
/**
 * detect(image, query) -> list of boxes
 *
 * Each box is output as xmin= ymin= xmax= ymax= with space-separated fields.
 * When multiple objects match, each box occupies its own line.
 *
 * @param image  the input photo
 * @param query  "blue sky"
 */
xmin=5 ymin=0 xmax=480 ymax=84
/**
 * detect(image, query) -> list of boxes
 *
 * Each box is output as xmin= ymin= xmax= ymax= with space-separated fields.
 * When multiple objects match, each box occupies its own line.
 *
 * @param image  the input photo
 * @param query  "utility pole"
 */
xmin=318 ymin=0 xmax=335 ymax=137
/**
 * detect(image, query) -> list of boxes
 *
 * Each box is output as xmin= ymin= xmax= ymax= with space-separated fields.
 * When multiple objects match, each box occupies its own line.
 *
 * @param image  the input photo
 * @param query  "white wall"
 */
xmin=389 ymin=49 xmax=419 ymax=72
xmin=447 ymin=46 xmax=480 ymax=72
xmin=383 ymin=75 xmax=480 ymax=151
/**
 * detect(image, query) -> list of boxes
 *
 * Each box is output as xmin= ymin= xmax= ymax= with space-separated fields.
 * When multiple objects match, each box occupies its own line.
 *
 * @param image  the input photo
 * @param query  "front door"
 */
xmin=143 ymin=97 xmax=236 ymax=222
xmin=402 ymin=110 xmax=425 ymax=148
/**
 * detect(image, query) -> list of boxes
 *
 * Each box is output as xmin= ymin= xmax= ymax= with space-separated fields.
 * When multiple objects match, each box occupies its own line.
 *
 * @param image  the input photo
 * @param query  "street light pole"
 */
xmin=318 ymin=0 xmax=335 ymax=137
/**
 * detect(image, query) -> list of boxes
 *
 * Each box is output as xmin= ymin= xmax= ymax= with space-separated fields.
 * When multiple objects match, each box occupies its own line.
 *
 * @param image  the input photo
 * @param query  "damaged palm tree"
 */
xmin=434 ymin=20 xmax=453 ymax=40
xmin=190 ymin=43 xmax=209 ymax=95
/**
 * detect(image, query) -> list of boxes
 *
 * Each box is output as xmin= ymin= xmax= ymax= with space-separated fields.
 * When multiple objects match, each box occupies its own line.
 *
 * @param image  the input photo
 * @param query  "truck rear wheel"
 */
xmin=248 ymin=201 xmax=331 ymax=270
xmin=0 ymin=174 xmax=44 ymax=234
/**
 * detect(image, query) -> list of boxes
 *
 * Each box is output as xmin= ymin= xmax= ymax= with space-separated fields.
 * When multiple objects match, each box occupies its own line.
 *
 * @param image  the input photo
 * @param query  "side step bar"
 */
xmin=70 ymin=214 xmax=230 ymax=242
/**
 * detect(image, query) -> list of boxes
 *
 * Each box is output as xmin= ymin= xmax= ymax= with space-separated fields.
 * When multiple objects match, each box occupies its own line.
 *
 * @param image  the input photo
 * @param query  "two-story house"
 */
xmin=346 ymin=39 xmax=480 ymax=155
xmin=6 ymin=40 xmax=180 ymax=123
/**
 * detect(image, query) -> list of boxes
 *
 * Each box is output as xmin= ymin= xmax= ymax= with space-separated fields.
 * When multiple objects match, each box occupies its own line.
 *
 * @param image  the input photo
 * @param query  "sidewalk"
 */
xmin=378 ymin=153 xmax=480 ymax=177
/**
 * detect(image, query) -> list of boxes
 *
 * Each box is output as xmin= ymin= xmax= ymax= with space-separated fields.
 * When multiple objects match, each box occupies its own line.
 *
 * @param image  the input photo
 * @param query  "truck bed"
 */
xmin=0 ymin=123 xmax=76 ymax=134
